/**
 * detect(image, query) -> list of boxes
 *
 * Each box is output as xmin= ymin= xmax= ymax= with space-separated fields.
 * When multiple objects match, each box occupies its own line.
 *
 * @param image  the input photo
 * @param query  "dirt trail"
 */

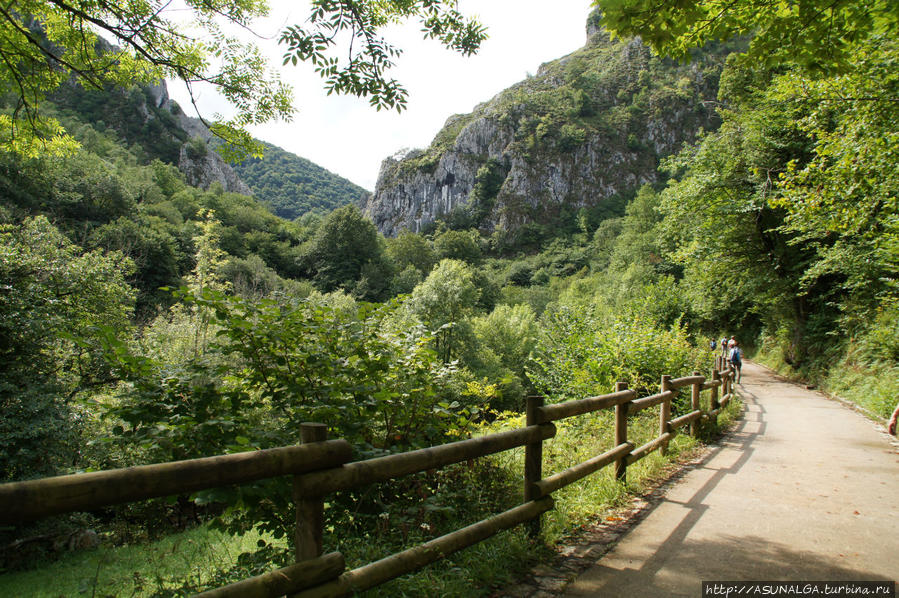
xmin=562 ymin=361 xmax=899 ymax=597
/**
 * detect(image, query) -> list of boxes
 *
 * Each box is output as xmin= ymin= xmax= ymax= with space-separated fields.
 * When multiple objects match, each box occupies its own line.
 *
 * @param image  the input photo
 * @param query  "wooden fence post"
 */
xmin=723 ymin=357 xmax=731 ymax=399
xmin=716 ymin=357 xmax=725 ymax=398
xmin=659 ymin=375 xmax=672 ymax=456
xmin=524 ymin=395 xmax=544 ymax=538
xmin=710 ymin=366 xmax=721 ymax=427
xmin=690 ymin=370 xmax=702 ymax=438
xmin=614 ymin=381 xmax=629 ymax=484
xmin=295 ymin=423 xmax=328 ymax=562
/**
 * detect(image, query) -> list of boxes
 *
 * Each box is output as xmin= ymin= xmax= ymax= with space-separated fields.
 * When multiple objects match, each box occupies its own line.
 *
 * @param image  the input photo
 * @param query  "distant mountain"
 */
xmin=232 ymin=142 xmax=369 ymax=221
xmin=363 ymin=11 xmax=739 ymax=242
xmin=48 ymin=77 xmax=366 ymax=220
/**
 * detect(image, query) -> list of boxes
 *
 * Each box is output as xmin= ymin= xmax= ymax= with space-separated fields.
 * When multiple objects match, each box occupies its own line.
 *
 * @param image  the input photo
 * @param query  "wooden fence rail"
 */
xmin=0 ymin=357 xmax=737 ymax=598
xmin=0 ymin=441 xmax=353 ymax=522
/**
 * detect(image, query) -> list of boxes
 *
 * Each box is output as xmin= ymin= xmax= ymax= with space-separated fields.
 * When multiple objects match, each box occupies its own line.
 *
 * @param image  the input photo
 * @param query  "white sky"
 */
xmin=168 ymin=1 xmax=596 ymax=191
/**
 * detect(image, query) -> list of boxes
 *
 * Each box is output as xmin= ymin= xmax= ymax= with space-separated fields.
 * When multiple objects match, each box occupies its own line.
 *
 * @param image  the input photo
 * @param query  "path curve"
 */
xmin=563 ymin=361 xmax=898 ymax=597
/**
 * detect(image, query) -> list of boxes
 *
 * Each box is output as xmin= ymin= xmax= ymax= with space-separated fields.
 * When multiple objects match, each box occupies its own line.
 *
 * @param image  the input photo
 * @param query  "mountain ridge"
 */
xmin=48 ymin=77 xmax=365 ymax=220
xmin=363 ymin=16 xmax=736 ymax=243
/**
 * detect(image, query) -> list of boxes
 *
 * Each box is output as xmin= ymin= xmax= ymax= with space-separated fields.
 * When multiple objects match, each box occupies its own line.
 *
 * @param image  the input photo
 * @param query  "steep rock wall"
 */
xmin=364 ymin=20 xmax=729 ymax=237
xmin=177 ymin=142 xmax=252 ymax=195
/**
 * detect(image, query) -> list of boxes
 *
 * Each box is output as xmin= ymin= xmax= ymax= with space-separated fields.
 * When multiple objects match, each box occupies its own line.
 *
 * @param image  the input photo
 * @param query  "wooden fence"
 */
xmin=0 ymin=357 xmax=736 ymax=597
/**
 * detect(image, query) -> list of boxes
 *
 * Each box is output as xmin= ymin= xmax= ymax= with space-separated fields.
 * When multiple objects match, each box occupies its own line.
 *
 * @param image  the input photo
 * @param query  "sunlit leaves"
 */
xmin=0 ymin=0 xmax=292 ymax=158
xmin=598 ymin=0 xmax=899 ymax=75
xmin=0 ymin=115 xmax=78 ymax=158
xmin=770 ymin=36 xmax=899 ymax=308
xmin=529 ymin=303 xmax=705 ymax=401
xmin=655 ymin=57 xmax=816 ymax=329
xmin=105 ymin=288 xmax=464 ymax=458
xmin=408 ymin=259 xmax=479 ymax=363
xmin=640 ymin=13 xmax=899 ymax=359
xmin=279 ymin=0 xmax=486 ymax=111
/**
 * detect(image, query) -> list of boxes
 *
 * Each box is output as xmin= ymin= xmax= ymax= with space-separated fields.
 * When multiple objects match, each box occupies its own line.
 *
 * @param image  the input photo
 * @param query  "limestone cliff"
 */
xmin=52 ymin=75 xmax=251 ymax=195
xmin=363 ymin=17 xmax=732 ymax=237
xmin=177 ymin=140 xmax=252 ymax=195
xmin=148 ymin=83 xmax=252 ymax=195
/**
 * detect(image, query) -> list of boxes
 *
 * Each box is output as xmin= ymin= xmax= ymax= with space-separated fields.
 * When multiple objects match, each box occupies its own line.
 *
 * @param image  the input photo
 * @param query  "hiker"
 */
xmin=728 ymin=336 xmax=736 ymax=351
xmin=709 ymin=338 xmax=717 ymax=352
xmin=729 ymin=341 xmax=743 ymax=384
xmin=720 ymin=337 xmax=728 ymax=357
xmin=889 ymin=402 xmax=899 ymax=436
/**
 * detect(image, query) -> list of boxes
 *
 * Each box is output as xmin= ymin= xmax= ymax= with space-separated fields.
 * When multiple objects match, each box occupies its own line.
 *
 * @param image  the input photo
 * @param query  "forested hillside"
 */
xmin=232 ymin=142 xmax=369 ymax=220
xmin=1 ymin=1 xmax=897 ymax=595
xmin=46 ymin=78 xmax=368 ymax=220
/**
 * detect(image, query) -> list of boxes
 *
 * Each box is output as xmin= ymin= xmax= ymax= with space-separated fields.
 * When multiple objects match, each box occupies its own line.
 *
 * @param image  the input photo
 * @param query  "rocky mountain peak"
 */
xmin=362 ymin=20 xmax=727 ymax=238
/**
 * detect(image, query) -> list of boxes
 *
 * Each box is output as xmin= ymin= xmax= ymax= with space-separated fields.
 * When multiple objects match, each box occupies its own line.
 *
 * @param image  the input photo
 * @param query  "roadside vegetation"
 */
xmin=0 ymin=397 xmax=741 ymax=597
xmin=2 ymin=0 xmax=897 ymax=595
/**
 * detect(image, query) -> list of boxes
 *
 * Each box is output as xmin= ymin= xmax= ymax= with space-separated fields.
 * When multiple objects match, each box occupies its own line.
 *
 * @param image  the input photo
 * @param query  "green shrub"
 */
xmin=529 ymin=303 xmax=707 ymax=401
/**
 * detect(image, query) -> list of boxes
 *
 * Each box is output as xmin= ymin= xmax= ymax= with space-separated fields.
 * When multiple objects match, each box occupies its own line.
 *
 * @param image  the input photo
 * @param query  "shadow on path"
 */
xmin=606 ymin=386 xmax=766 ymax=584
xmin=564 ymin=363 xmax=899 ymax=596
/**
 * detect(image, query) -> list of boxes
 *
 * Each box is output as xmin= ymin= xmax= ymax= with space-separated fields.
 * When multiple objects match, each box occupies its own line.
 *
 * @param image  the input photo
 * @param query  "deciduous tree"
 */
xmin=306 ymin=204 xmax=390 ymax=300
xmin=0 ymin=0 xmax=486 ymax=157
xmin=408 ymin=258 xmax=479 ymax=363
xmin=0 ymin=216 xmax=134 ymax=480
xmin=598 ymin=0 xmax=898 ymax=73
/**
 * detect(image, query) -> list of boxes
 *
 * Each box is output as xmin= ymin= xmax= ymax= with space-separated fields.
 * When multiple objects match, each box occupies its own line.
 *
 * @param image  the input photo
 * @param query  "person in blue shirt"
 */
xmin=728 ymin=341 xmax=743 ymax=384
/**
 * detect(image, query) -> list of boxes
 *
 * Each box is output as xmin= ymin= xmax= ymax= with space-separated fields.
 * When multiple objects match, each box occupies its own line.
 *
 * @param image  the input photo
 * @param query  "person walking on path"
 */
xmin=889 ymin=402 xmax=899 ymax=435
xmin=728 ymin=340 xmax=743 ymax=383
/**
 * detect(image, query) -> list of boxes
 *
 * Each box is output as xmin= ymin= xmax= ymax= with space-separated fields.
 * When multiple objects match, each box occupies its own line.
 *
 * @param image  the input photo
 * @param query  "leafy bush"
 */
xmin=857 ymin=301 xmax=899 ymax=363
xmin=473 ymin=303 xmax=537 ymax=377
xmin=529 ymin=303 xmax=706 ymax=402
xmin=0 ymin=217 xmax=134 ymax=481
xmin=96 ymin=288 xmax=481 ymax=546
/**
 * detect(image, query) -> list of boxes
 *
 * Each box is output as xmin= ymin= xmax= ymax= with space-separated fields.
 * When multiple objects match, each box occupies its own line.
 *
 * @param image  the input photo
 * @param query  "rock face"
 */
xmin=177 ymin=141 xmax=252 ymax=195
xmin=136 ymin=81 xmax=253 ymax=195
xmin=363 ymin=18 xmax=728 ymax=237
xmin=149 ymin=85 xmax=252 ymax=195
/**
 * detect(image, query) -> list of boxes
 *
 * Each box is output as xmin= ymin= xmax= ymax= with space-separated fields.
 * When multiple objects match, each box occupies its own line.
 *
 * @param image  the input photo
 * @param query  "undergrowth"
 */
xmin=823 ymin=362 xmax=898 ymax=418
xmin=0 ymin=525 xmax=282 ymax=597
xmin=0 ymin=397 xmax=742 ymax=597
